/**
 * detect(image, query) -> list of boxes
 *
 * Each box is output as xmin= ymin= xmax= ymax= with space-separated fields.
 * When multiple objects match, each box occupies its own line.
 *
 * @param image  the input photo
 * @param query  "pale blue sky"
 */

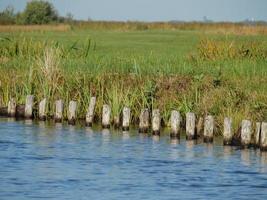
xmin=0 ymin=0 xmax=266 ymax=22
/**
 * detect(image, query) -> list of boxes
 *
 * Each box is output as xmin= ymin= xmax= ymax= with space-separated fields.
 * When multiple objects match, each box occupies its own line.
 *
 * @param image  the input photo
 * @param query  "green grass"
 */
xmin=0 ymin=27 xmax=267 ymax=132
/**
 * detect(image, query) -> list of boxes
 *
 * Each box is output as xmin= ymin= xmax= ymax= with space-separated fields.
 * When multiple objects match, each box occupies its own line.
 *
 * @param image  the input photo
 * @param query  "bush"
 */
xmin=0 ymin=6 xmax=16 ymax=25
xmin=21 ymin=0 xmax=58 ymax=24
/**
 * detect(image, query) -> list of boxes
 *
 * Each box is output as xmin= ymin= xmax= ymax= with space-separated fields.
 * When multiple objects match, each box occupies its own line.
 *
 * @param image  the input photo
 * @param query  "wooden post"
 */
xmin=25 ymin=95 xmax=34 ymax=119
xmin=241 ymin=120 xmax=252 ymax=148
xmin=196 ymin=117 xmax=204 ymax=138
xmin=223 ymin=117 xmax=233 ymax=145
xmin=38 ymin=98 xmax=46 ymax=121
xmin=152 ymin=109 xmax=161 ymax=135
xmin=85 ymin=97 xmax=96 ymax=127
xmin=55 ymin=100 xmax=64 ymax=123
xmin=7 ymin=98 xmax=16 ymax=117
xmin=139 ymin=108 xmax=149 ymax=133
xmin=254 ymin=122 xmax=261 ymax=148
xmin=102 ymin=104 xmax=111 ymax=128
xmin=186 ymin=112 xmax=196 ymax=140
xmin=204 ymin=115 xmax=214 ymax=143
xmin=122 ymin=107 xmax=131 ymax=131
xmin=170 ymin=110 xmax=181 ymax=138
xmin=260 ymin=122 xmax=267 ymax=151
xmin=68 ymin=101 xmax=77 ymax=125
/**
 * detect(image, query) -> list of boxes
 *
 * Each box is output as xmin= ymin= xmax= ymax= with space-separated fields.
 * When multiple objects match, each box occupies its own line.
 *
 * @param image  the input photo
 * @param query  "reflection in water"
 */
xmin=122 ymin=131 xmax=130 ymax=140
xmin=55 ymin=122 xmax=63 ymax=130
xmin=24 ymin=119 xmax=33 ymax=125
xmin=170 ymin=138 xmax=180 ymax=145
xmin=152 ymin=135 xmax=160 ymax=143
xmin=139 ymin=133 xmax=148 ymax=142
xmin=241 ymin=149 xmax=251 ymax=166
xmin=7 ymin=118 xmax=15 ymax=122
xmin=223 ymin=146 xmax=234 ymax=159
xmin=260 ymin=152 xmax=267 ymax=173
xmin=68 ymin=124 xmax=76 ymax=133
xmin=185 ymin=140 xmax=196 ymax=149
xmin=38 ymin=121 xmax=46 ymax=129
xmin=85 ymin=127 xmax=94 ymax=135
xmin=102 ymin=129 xmax=110 ymax=143
xmin=205 ymin=143 xmax=214 ymax=157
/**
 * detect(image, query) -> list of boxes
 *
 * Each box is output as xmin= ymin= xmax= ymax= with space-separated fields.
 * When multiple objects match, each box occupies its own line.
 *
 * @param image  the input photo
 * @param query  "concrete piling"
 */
xmin=55 ymin=100 xmax=64 ymax=123
xmin=122 ymin=107 xmax=131 ymax=131
xmin=241 ymin=120 xmax=252 ymax=148
xmin=7 ymin=98 xmax=16 ymax=117
xmin=170 ymin=110 xmax=181 ymax=138
xmin=24 ymin=95 xmax=34 ymax=119
xmin=260 ymin=122 xmax=267 ymax=151
xmin=186 ymin=112 xmax=196 ymax=140
xmin=102 ymin=104 xmax=111 ymax=128
xmin=139 ymin=108 xmax=150 ymax=133
xmin=85 ymin=97 xmax=96 ymax=127
xmin=152 ymin=109 xmax=161 ymax=135
xmin=223 ymin=117 xmax=233 ymax=145
xmin=204 ymin=115 xmax=214 ymax=143
xmin=68 ymin=101 xmax=77 ymax=125
xmin=38 ymin=98 xmax=46 ymax=121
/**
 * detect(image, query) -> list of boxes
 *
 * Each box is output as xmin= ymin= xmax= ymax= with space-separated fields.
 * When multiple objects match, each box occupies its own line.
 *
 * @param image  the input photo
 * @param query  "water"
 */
xmin=1 ymin=119 xmax=267 ymax=200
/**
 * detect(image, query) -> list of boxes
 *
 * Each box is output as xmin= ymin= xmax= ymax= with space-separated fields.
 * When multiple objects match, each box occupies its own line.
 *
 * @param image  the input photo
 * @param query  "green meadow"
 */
xmin=0 ymin=25 xmax=267 ymax=132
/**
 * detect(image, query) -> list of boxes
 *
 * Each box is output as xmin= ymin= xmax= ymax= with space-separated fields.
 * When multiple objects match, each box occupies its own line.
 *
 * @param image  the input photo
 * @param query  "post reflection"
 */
xmin=152 ymin=135 xmax=160 ymax=143
xmin=223 ymin=146 xmax=234 ymax=159
xmin=24 ymin=119 xmax=33 ymax=125
xmin=170 ymin=138 xmax=180 ymax=145
xmin=102 ymin=128 xmax=110 ymax=143
xmin=260 ymin=152 xmax=267 ymax=173
xmin=122 ymin=131 xmax=130 ymax=140
xmin=241 ymin=149 xmax=251 ymax=166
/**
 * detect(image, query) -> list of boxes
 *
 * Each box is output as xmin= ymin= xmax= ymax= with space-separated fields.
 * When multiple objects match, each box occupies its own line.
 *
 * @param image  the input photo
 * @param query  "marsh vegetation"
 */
xmin=0 ymin=22 xmax=266 ymax=132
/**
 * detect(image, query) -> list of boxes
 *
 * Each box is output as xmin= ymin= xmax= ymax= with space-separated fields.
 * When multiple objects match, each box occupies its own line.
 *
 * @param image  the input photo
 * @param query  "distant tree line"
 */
xmin=0 ymin=0 xmax=73 ymax=25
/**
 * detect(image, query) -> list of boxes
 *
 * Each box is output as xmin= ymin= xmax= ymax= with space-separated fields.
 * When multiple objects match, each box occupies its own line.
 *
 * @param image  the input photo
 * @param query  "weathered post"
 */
xmin=24 ymin=95 xmax=34 ymax=119
xmin=85 ymin=97 xmax=96 ymax=127
xmin=7 ymin=98 xmax=16 ymax=117
xmin=38 ymin=98 xmax=46 ymax=121
xmin=254 ymin=122 xmax=261 ymax=148
xmin=68 ymin=101 xmax=77 ymax=125
xmin=170 ymin=110 xmax=181 ymax=138
xmin=139 ymin=108 xmax=150 ymax=133
xmin=204 ymin=115 xmax=214 ymax=143
xmin=241 ymin=120 xmax=252 ymax=148
xmin=55 ymin=99 xmax=64 ymax=123
xmin=260 ymin=122 xmax=267 ymax=151
xmin=186 ymin=112 xmax=196 ymax=140
xmin=152 ymin=109 xmax=161 ymax=135
xmin=196 ymin=117 xmax=204 ymax=138
xmin=122 ymin=107 xmax=131 ymax=131
xmin=223 ymin=117 xmax=233 ymax=145
xmin=102 ymin=104 xmax=111 ymax=128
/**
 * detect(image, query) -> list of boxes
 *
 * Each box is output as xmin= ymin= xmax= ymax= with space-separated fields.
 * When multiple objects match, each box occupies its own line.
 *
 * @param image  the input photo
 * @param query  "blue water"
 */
xmin=1 ymin=119 xmax=267 ymax=200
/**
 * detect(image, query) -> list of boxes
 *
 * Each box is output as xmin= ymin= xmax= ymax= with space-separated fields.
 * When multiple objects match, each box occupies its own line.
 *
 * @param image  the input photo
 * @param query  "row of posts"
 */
xmin=3 ymin=95 xmax=267 ymax=151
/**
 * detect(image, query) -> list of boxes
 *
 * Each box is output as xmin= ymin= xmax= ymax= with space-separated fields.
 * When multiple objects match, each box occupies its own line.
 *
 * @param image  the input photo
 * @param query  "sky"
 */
xmin=0 ymin=0 xmax=267 ymax=22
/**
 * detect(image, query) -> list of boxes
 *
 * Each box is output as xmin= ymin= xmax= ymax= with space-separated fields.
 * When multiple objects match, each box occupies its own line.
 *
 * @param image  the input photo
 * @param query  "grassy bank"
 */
xmin=0 ymin=24 xmax=267 ymax=132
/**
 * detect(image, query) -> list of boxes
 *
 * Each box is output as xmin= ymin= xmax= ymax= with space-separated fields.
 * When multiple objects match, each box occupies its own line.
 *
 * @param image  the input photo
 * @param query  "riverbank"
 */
xmin=0 ymin=25 xmax=266 ymax=132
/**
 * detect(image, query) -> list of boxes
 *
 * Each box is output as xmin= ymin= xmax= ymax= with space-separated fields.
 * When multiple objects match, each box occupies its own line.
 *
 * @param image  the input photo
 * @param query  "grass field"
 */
xmin=0 ymin=23 xmax=267 ymax=132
